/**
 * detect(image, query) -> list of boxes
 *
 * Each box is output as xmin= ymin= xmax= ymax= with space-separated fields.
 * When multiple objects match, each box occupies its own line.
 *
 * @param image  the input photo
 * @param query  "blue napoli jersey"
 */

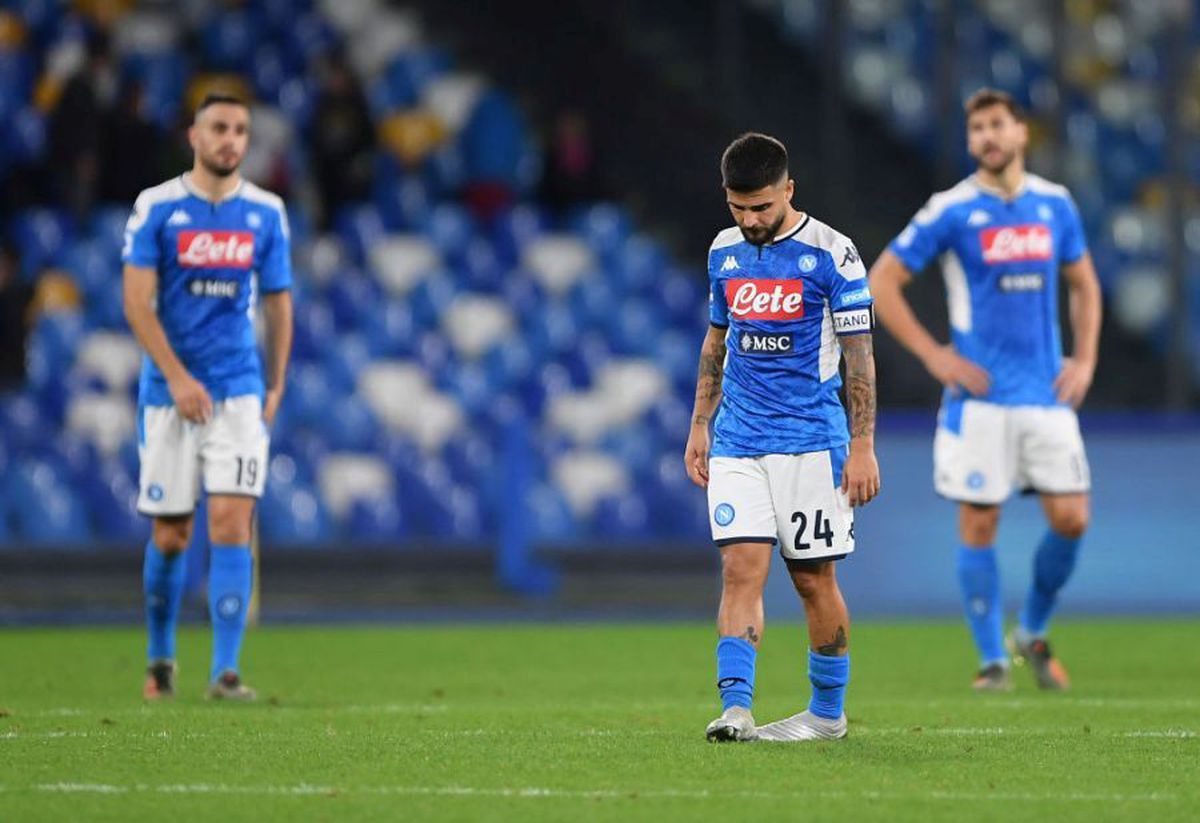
xmin=887 ymin=174 xmax=1087 ymax=407
xmin=708 ymin=215 xmax=874 ymax=458
xmin=122 ymin=174 xmax=292 ymax=406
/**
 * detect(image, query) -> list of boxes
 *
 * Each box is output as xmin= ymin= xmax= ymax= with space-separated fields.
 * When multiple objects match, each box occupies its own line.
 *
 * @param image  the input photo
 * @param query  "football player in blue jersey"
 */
xmin=686 ymin=133 xmax=880 ymax=742
xmin=122 ymin=94 xmax=294 ymax=701
xmin=869 ymin=89 xmax=1102 ymax=691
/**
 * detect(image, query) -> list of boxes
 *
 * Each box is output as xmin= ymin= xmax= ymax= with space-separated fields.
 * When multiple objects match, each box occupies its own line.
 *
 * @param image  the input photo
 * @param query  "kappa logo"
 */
xmin=721 ymin=255 xmax=740 ymax=272
xmin=840 ymin=245 xmax=860 ymax=267
xmin=166 ymin=209 xmax=192 ymax=226
xmin=967 ymin=209 xmax=991 ymax=226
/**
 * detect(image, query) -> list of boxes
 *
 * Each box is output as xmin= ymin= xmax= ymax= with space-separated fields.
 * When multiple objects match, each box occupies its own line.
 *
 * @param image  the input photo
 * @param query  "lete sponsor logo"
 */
xmin=177 ymin=230 xmax=255 ymax=268
xmin=980 ymin=224 xmax=1052 ymax=263
xmin=725 ymin=278 xmax=804 ymax=320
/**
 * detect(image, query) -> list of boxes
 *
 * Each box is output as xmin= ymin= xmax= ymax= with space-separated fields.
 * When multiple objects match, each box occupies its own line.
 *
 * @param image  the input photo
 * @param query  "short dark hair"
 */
xmin=964 ymin=88 xmax=1024 ymax=122
xmin=195 ymin=93 xmax=249 ymax=119
xmin=721 ymin=133 xmax=788 ymax=192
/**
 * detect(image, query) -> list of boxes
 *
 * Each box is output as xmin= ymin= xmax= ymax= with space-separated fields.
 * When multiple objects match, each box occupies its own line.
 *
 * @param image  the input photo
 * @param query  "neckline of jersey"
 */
xmin=180 ymin=172 xmax=246 ymax=204
xmin=770 ymin=212 xmax=809 ymax=245
xmin=970 ymin=172 xmax=1027 ymax=203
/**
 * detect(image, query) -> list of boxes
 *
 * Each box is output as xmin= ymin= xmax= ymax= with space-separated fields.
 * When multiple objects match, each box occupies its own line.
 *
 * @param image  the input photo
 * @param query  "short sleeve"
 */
xmin=122 ymin=193 xmax=163 ymax=268
xmin=822 ymin=238 xmax=874 ymax=336
xmin=707 ymin=248 xmax=729 ymax=328
xmin=258 ymin=205 xmax=293 ymax=293
xmin=1058 ymin=196 xmax=1087 ymax=264
xmin=888 ymin=197 xmax=954 ymax=275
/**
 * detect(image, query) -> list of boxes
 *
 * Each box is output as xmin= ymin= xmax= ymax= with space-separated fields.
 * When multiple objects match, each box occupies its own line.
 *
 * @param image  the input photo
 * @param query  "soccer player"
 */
xmin=686 ymin=133 xmax=880 ymax=742
xmin=122 ymin=94 xmax=294 ymax=700
xmin=868 ymin=89 xmax=1102 ymax=691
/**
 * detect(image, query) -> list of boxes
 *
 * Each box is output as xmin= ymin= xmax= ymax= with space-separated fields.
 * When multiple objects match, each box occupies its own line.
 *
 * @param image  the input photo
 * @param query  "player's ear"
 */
xmin=186 ymin=124 xmax=197 ymax=151
xmin=785 ymin=178 xmax=795 ymax=202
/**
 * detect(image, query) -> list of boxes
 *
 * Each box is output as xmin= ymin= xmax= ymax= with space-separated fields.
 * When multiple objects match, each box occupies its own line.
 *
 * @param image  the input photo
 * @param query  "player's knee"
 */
xmin=721 ymin=554 xmax=767 ymax=592
xmin=960 ymin=505 xmax=1000 ymax=546
xmin=1050 ymin=505 xmax=1089 ymax=539
xmin=152 ymin=518 xmax=192 ymax=554
xmin=787 ymin=560 xmax=834 ymax=601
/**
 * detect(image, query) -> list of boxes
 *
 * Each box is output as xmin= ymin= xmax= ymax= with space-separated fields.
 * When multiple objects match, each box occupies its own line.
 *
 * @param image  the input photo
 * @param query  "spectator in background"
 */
xmin=47 ymin=28 xmax=117 ymax=219
xmin=310 ymin=51 xmax=374 ymax=227
xmin=100 ymin=79 xmax=164 ymax=205
xmin=0 ymin=247 xmax=32 ymax=389
xmin=540 ymin=109 xmax=606 ymax=214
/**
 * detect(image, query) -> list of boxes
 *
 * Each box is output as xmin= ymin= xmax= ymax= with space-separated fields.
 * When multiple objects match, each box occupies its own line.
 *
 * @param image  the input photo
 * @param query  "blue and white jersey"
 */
xmin=887 ymin=173 xmax=1087 ymax=407
xmin=708 ymin=215 xmax=874 ymax=458
xmin=123 ymin=174 xmax=292 ymax=407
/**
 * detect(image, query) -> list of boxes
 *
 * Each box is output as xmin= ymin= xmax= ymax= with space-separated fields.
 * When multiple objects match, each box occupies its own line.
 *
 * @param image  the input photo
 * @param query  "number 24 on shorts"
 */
xmin=791 ymin=509 xmax=834 ymax=552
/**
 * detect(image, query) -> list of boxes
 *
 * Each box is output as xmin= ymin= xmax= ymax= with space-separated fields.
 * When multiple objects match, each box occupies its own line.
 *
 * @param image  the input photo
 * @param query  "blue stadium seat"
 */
xmin=279 ymin=10 xmax=338 ymax=70
xmin=614 ymin=235 xmax=667 ymax=296
xmin=567 ymin=274 xmax=618 ymax=331
xmin=483 ymin=337 xmax=537 ymax=392
xmin=1 ymin=393 xmax=53 ymax=455
xmin=5 ymin=106 xmax=45 ymax=166
xmin=456 ymin=237 xmax=504 ymax=293
xmin=200 ymin=8 xmax=262 ymax=72
xmin=291 ymin=298 xmax=337 ymax=361
xmin=600 ymin=422 xmax=658 ymax=479
xmin=315 ymin=395 xmax=380 ymax=453
xmin=347 ymin=493 xmax=408 ymax=542
xmin=422 ymin=203 xmax=477 ymax=263
xmin=363 ymin=297 xmax=419 ymax=358
xmin=569 ymin=203 xmax=632 ymax=261
xmin=497 ymin=273 xmax=545 ymax=325
xmin=259 ymin=481 xmax=333 ymax=546
xmin=10 ymin=208 xmax=74 ymax=281
xmin=521 ymin=482 xmax=578 ymax=543
xmin=4 ymin=458 xmax=92 ymax=545
xmin=84 ymin=459 xmax=145 ymax=542
xmin=591 ymin=491 xmax=652 ymax=541
xmin=327 ymin=270 xmax=382 ymax=332
xmin=64 ymin=238 xmax=121 ymax=299
xmin=659 ymin=270 xmax=706 ymax=329
xmin=333 ymin=203 xmax=388 ymax=266
xmin=440 ymin=361 xmax=499 ymax=418
xmin=409 ymin=273 xmax=460 ymax=328
xmin=607 ymin=297 xmax=662 ymax=357
xmin=490 ymin=204 xmax=551 ymax=266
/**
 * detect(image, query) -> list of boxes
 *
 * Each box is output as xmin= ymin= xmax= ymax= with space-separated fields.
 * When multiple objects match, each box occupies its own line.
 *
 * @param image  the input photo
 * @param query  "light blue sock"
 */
xmin=144 ymin=541 xmax=186 ymax=662
xmin=1019 ymin=531 xmax=1081 ymax=637
xmin=208 ymin=544 xmax=252 ymax=681
xmin=808 ymin=650 xmax=849 ymax=720
xmin=956 ymin=546 xmax=1006 ymax=666
xmin=716 ymin=637 xmax=756 ymax=710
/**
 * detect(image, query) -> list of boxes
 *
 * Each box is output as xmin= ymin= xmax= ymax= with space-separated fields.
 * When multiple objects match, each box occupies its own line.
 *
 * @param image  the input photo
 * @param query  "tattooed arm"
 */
xmin=838 ymin=332 xmax=881 ymax=506
xmin=683 ymin=324 xmax=728 ymax=488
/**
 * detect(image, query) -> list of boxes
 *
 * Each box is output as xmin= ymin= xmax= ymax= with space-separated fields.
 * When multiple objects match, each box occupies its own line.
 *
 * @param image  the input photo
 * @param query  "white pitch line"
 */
xmin=1120 ymin=730 xmax=1196 ymax=739
xmin=8 ymin=783 xmax=1178 ymax=803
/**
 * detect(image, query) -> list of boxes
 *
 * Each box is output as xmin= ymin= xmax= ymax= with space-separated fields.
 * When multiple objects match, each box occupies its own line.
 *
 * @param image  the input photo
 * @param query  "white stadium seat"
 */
xmin=521 ymin=235 xmax=596 ymax=295
xmin=74 ymin=332 xmax=144 ymax=393
xmin=551 ymin=450 xmax=631 ymax=517
xmin=441 ymin=294 xmax=514 ymax=359
xmin=317 ymin=453 xmax=396 ymax=518
xmin=369 ymin=235 xmax=443 ymax=296
xmin=66 ymin=393 xmax=136 ymax=456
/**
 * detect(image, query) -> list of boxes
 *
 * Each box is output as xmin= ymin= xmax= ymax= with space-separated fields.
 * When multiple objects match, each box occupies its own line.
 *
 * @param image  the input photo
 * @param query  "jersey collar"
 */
xmin=181 ymin=172 xmax=245 ymax=204
xmin=770 ymin=212 xmax=809 ymax=245
xmin=970 ymin=172 xmax=1027 ymax=202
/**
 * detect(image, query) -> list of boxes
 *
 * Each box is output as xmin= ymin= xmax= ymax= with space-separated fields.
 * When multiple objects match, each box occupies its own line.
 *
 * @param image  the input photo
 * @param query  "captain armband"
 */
xmin=832 ymin=305 xmax=874 ymax=336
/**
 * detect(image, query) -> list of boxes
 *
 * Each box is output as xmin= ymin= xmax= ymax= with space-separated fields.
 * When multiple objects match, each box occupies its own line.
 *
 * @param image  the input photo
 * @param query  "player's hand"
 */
xmin=841 ymin=441 xmax=880 ymax=506
xmin=1053 ymin=356 xmax=1095 ymax=408
xmin=262 ymin=385 xmax=285 ymax=426
xmin=922 ymin=344 xmax=990 ymax=398
xmin=168 ymin=372 xmax=213 ymax=424
xmin=684 ymin=419 xmax=711 ymax=488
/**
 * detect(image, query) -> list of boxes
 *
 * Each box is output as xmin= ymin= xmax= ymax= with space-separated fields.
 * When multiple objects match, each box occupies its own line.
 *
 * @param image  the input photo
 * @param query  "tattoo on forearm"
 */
xmin=741 ymin=625 xmax=760 ymax=644
xmin=815 ymin=625 xmax=848 ymax=656
xmin=695 ymin=339 xmax=726 ymax=403
xmin=841 ymin=334 xmax=876 ymax=440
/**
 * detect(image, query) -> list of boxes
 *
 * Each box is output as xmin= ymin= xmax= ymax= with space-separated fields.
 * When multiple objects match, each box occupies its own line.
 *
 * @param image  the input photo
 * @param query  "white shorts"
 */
xmin=138 ymin=394 xmax=270 ymax=516
xmin=707 ymin=449 xmax=854 ymax=561
xmin=934 ymin=400 xmax=1090 ymax=504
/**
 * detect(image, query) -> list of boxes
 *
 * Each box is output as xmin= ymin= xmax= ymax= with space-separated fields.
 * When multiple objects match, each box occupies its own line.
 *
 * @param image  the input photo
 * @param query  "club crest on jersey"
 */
xmin=725 ymin=279 xmax=804 ymax=320
xmin=177 ymin=230 xmax=255 ymax=269
xmin=798 ymin=254 xmax=817 ymax=273
xmin=980 ymin=225 xmax=1052 ymax=263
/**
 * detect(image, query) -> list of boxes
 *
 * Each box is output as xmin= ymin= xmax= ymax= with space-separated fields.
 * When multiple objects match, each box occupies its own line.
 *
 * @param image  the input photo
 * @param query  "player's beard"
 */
xmin=199 ymin=152 xmax=241 ymax=178
xmin=741 ymin=210 xmax=787 ymax=246
xmin=978 ymin=145 xmax=1018 ymax=176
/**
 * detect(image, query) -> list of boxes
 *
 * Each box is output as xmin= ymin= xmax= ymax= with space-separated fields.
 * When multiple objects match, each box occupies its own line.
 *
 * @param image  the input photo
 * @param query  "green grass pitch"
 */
xmin=1 ymin=620 xmax=1197 ymax=821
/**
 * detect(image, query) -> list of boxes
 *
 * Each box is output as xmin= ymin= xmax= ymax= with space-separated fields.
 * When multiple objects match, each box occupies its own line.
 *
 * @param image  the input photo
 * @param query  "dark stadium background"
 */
xmin=0 ymin=0 xmax=1197 ymax=624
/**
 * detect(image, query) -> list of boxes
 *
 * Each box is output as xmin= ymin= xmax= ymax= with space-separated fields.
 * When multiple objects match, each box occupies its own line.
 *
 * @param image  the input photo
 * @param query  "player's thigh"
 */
xmin=201 ymin=395 xmax=270 ymax=500
xmin=934 ymin=399 xmax=1014 ymax=504
xmin=1017 ymin=406 xmax=1091 ymax=496
xmin=708 ymin=456 xmax=777 ymax=547
xmin=766 ymin=449 xmax=854 ymax=563
xmin=1039 ymin=493 xmax=1090 ymax=538
xmin=137 ymin=404 xmax=202 ymax=517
